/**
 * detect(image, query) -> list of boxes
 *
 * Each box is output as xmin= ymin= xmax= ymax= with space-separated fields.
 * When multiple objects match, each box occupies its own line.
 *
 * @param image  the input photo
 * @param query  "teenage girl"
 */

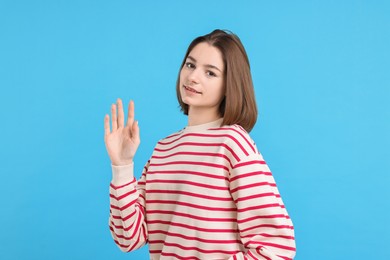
xmin=104 ymin=29 xmax=296 ymax=260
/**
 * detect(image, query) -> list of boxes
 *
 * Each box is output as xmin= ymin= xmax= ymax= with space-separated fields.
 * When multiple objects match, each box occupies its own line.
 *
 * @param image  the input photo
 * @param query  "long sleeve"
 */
xmin=229 ymin=154 xmax=296 ymax=260
xmin=107 ymin=121 xmax=296 ymax=259
xmin=109 ymin=161 xmax=149 ymax=252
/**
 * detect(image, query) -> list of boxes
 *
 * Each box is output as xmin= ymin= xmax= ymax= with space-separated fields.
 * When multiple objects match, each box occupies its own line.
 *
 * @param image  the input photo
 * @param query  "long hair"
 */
xmin=176 ymin=29 xmax=258 ymax=132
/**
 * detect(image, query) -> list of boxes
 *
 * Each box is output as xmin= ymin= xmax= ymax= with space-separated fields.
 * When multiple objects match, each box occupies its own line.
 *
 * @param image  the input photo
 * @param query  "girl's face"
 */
xmin=179 ymin=42 xmax=225 ymax=116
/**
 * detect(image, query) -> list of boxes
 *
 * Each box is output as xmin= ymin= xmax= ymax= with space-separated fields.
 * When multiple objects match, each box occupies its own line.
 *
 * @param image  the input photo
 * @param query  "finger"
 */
xmin=131 ymin=120 xmax=140 ymax=143
xmin=111 ymin=103 xmax=117 ymax=130
xmin=104 ymin=114 xmax=110 ymax=137
xmin=126 ymin=100 xmax=135 ymax=127
xmin=117 ymin=98 xmax=124 ymax=128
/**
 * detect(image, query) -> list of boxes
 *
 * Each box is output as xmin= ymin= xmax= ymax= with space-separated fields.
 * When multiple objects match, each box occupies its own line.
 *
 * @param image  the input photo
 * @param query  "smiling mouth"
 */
xmin=184 ymin=85 xmax=202 ymax=94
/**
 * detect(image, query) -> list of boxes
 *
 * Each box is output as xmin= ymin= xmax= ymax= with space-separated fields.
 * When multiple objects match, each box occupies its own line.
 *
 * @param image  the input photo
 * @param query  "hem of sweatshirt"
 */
xmin=111 ymin=163 xmax=134 ymax=185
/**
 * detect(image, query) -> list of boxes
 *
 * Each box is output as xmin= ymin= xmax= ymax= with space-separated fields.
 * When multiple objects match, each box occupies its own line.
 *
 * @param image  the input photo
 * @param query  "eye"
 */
xmin=185 ymin=62 xmax=195 ymax=69
xmin=206 ymin=70 xmax=217 ymax=77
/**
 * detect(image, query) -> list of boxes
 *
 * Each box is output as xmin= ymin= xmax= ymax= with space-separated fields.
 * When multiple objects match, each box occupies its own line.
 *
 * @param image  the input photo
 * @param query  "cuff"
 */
xmin=111 ymin=163 xmax=134 ymax=185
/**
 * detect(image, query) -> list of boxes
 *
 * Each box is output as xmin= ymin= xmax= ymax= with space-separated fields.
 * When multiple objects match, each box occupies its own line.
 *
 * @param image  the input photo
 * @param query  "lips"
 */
xmin=184 ymin=85 xmax=202 ymax=94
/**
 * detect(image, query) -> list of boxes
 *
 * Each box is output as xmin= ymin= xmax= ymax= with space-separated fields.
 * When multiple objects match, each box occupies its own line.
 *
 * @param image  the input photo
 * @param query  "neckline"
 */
xmin=183 ymin=118 xmax=224 ymax=132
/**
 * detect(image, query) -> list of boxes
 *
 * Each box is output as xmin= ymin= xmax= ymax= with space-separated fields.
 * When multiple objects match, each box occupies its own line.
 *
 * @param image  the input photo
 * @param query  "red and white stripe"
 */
xmin=109 ymin=121 xmax=296 ymax=259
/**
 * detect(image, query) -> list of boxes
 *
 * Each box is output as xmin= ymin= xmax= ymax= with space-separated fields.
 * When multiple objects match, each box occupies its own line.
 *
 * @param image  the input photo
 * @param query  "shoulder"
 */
xmin=208 ymin=124 xmax=259 ymax=157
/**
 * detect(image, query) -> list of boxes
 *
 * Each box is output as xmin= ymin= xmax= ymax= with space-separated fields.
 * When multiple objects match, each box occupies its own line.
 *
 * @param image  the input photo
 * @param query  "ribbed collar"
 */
xmin=183 ymin=118 xmax=224 ymax=133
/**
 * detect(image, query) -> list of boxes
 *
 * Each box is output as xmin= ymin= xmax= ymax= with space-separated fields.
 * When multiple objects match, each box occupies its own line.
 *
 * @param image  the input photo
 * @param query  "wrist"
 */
xmin=111 ymin=158 xmax=133 ymax=166
xmin=110 ymin=157 xmax=133 ymax=166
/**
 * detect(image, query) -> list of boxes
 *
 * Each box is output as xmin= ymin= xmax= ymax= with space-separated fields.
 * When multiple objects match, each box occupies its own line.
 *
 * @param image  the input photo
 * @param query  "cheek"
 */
xmin=215 ymin=82 xmax=225 ymax=99
xmin=178 ymin=72 xmax=185 ymax=95
xmin=179 ymin=68 xmax=186 ymax=83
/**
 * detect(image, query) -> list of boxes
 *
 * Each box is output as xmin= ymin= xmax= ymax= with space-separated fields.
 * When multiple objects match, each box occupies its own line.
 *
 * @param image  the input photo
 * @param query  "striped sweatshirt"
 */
xmin=109 ymin=118 xmax=296 ymax=260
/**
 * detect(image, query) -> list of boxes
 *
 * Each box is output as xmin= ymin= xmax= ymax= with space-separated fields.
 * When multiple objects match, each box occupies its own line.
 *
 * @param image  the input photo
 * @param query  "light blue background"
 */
xmin=1 ymin=1 xmax=389 ymax=259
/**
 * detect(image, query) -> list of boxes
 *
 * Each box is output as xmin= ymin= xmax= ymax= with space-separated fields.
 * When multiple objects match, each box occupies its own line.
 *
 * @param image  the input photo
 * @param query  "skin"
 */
xmin=179 ymin=42 xmax=225 ymax=126
xmin=105 ymin=42 xmax=225 ymax=166
xmin=104 ymin=99 xmax=140 ymax=166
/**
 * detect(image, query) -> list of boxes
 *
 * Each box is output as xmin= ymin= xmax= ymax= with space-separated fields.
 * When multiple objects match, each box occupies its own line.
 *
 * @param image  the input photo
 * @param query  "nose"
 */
xmin=187 ymin=68 xmax=200 ymax=85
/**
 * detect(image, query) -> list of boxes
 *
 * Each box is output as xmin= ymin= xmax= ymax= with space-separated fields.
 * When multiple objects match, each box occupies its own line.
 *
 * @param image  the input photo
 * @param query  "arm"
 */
xmin=109 ymin=161 xmax=149 ymax=252
xmin=229 ymin=154 xmax=296 ymax=260
xmin=104 ymin=99 xmax=145 ymax=251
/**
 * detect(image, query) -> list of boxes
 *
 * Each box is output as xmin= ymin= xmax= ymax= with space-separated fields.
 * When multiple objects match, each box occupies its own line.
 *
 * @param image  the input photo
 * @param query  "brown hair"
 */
xmin=176 ymin=29 xmax=258 ymax=132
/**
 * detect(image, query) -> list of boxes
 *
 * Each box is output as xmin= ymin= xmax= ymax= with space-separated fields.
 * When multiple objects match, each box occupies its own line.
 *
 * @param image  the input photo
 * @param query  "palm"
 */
xmin=104 ymin=99 xmax=140 ymax=166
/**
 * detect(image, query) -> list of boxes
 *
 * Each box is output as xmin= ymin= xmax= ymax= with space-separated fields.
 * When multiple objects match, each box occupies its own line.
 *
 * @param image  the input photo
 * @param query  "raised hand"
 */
xmin=104 ymin=99 xmax=140 ymax=166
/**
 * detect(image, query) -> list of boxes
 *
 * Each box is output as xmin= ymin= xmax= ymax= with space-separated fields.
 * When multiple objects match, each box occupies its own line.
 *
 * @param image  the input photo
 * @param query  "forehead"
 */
xmin=188 ymin=42 xmax=224 ymax=71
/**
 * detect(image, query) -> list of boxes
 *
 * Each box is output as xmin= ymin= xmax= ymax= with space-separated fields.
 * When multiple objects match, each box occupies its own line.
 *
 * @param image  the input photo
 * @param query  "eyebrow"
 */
xmin=187 ymin=55 xmax=222 ymax=72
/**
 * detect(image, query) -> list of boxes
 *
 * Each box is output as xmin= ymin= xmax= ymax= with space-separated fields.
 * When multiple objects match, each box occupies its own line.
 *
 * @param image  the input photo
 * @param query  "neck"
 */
xmin=187 ymin=107 xmax=221 ymax=126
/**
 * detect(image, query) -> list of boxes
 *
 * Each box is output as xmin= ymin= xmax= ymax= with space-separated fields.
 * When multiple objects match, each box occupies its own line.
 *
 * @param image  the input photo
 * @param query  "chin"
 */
xmin=181 ymin=98 xmax=191 ymax=106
